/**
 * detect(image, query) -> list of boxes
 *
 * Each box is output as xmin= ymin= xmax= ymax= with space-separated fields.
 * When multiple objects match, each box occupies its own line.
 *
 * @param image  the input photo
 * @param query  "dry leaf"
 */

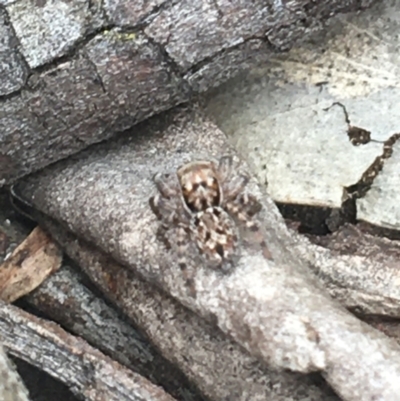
xmin=0 ymin=226 xmax=62 ymax=302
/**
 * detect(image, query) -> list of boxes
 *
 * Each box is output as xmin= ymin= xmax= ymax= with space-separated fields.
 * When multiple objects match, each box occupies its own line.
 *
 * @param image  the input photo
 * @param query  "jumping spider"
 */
xmin=150 ymin=156 xmax=270 ymax=279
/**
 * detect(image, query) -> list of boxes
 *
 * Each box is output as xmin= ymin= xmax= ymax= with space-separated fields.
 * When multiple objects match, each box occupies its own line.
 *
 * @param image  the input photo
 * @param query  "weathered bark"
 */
xmin=0 ymin=0 xmax=375 ymax=185
xmin=0 ymin=301 xmax=177 ymax=401
xmin=35 ymin=215 xmax=339 ymax=401
xmin=293 ymin=224 xmax=400 ymax=318
xmin=1 ymin=194 xmax=204 ymax=401
xmin=13 ymin=104 xmax=400 ymax=401
xmin=0 ymin=344 xmax=30 ymax=401
xmin=26 ymin=264 xmax=206 ymax=401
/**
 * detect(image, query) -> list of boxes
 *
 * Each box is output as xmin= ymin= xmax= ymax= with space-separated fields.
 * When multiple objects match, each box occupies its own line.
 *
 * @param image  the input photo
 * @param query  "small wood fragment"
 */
xmin=0 ymin=226 xmax=62 ymax=302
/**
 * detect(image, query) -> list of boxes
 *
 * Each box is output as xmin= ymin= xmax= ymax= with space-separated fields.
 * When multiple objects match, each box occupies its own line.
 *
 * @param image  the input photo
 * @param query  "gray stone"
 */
xmin=0 ymin=30 xmax=189 ymax=183
xmin=145 ymin=0 xmax=283 ymax=71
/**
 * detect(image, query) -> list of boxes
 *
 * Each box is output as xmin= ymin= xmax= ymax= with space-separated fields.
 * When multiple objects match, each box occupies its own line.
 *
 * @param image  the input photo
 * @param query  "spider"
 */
xmin=150 ymin=156 xmax=271 ymax=281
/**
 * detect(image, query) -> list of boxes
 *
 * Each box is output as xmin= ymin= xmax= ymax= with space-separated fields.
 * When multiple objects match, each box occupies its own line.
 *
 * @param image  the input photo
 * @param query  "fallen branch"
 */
xmin=0 ymin=344 xmax=30 ymax=401
xmin=38 ymin=215 xmax=337 ymax=401
xmin=293 ymin=224 xmax=400 ymax=317
xmin=0 ymin=301 xmax=177 ymax=401
xmin=26 ymin=264 xmax=204 ymax=401
xmin=13 ymin=104 xmax=400 ymax=401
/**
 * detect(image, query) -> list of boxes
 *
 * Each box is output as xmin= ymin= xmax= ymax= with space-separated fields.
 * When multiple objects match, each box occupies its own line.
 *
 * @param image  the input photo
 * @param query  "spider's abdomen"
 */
xmin=192 ymin=207 xmax=239 ymax=271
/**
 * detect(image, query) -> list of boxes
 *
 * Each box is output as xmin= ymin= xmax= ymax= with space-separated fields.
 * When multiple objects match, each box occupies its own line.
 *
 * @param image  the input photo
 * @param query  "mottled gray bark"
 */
xmin=13 ymin=104 xmax=400 ymax=401
xmin=36 ymin=215 xmax=339 ymax=401
xmin=26 ymin=265 xmax=205 ymax=401
xmin=0 ymin=301 xmax=177 ymax=401
xmin=0 ymin=344 xmax=30 ymax=401
xmin=293 ymin=224 xmax=400 ymax=318
xmin=0 ymin=0 xmax=375 ymax=185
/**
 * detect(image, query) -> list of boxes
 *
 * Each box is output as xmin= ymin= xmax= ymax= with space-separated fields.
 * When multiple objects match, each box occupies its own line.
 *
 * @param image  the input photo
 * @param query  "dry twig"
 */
xmin=0 ymin=301 xmax=177 ymax=401
xmin=26 ymin=264 xmax=205 ymax=401
xmin=0 ymin=344 xmax=30 ymax=401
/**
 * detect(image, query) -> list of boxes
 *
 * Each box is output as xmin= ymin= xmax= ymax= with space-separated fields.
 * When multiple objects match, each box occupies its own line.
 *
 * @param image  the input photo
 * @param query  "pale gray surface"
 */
xmin=204 ymin=0 xmax=400 ymax=227
xmin=0 ymin=346 xmax=30 ymax=401
xmin=207 ymin=82 xmax=381 ymax=208
xmin=358 ymin=141 xmax=400 ymax=230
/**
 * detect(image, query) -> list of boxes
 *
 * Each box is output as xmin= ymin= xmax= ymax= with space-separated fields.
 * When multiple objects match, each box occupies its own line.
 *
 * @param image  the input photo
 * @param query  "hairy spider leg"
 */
xmin=217 ymin=155 xmax=234 ymax=183
xmin=152 ymin=172 xmax=191 ymax=225
xmin=152 ymin=171 xmax=200 ymax=295
xmin=153 ymin=172 xmax=181 ymax=199
xmin=224 ymin=189 xmax=272 ymax=261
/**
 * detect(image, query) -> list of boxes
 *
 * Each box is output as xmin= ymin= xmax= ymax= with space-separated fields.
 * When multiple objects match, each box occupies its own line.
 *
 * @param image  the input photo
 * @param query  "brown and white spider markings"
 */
xmin=150 ymin=156 xmax=271 ymax=281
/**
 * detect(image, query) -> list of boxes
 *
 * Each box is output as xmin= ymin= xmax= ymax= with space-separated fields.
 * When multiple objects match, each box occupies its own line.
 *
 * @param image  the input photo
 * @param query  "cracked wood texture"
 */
xmin=0 ymin=0 xmax=375 ymax=185
xmin=13 ymin=104 xmax=400 ymax=401
xmin=35 ymin=215 xmax=339 ymax=401
xmin=0 ymin=301 xmax=177 ymax=401
xmin=26 ymin=265 xmax=206 ymax=401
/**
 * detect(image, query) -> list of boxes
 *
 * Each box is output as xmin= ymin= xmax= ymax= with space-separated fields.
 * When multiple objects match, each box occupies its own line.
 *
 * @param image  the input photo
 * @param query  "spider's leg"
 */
xmin=225 ymin=196 xmax=272 ymax=261
xmin=224 ymin=192 xmax=261 ymax=221
xmin=217 ymin=155 xmax=234 ymax=182
xmin=153 ymin=172 xmax=181 ymax=199
xmin=222 ymin=174 xmax=250 ymax=203
xmin=152 ymin=172 xmax=191 ymax=225
xmin=165 ymin=224 xmax=199 ymax=297
xmin=217 ymin=156 xmax=250 ymax=202
xmin=151 ymin=194 xmax=181 ymax=225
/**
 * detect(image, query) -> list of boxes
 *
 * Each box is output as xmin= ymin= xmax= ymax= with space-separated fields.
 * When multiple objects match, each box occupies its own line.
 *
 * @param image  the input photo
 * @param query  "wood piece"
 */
xmin=293 ymin=224 xmax=400 ymax=318
xmin=14 ymin=104 xmax=400 ymax=401
xmin=0 ymin=226 xmax=62 ymax=303
xmin=0 ymin=344 xmax=30 ymax=401
xmin=26 ymin=264 xmax=205 ymax=401
xmin=39 ymin=215 xmax=338 ymax=401
xmin=0 ymin=0 xmax=374 ymax=184
xmin=0 ymin=301 xmax=177 ymax=401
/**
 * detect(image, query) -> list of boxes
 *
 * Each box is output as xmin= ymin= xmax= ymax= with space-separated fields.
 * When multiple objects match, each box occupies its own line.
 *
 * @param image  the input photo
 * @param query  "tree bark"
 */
xmin=26 ymin=264 xmax=205 ymax=401
xmin=0 ymin=344 xmax=30 ymax=401
xmin=0 ymin=301 xmax=177 ymax=401
xmin=13 ymin=104 xmax=400 ymax=401
xmin=36 ymin=215 xmax=339 ymax=401
xmin=0 ymin=0 xmax=375 ymax=185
